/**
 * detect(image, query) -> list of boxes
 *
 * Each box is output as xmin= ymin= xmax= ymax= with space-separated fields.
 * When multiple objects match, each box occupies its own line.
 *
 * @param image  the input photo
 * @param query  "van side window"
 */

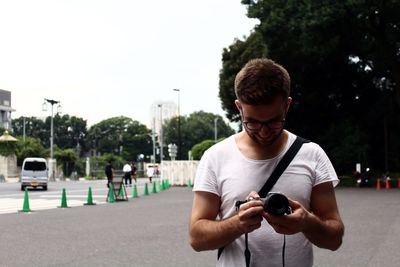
xmin=24 ymin=162 xmax=47 ymax=171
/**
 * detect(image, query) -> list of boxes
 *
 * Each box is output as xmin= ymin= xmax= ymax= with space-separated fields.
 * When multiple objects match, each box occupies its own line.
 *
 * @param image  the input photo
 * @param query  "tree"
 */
xmin=219 ymin=31 xmax=267 ymax=122
xmin=219 ymin=0 xmax=400 ymax=173
xmin=191 ymin=140 xmax=216 ymax=160
xmin=57 ymin=115 xmax=87 ymax=151
xmin=122 ymin=121 xmax=153 ymax=162
xmin=12 ymin=115 xmax=87 ymax=152
xmin=86 ymin=116 xmax=152 ymax=161
xmin=54 ymin=148 xmax=77 ymax=177
xmin=12 ymin=117 xmax=47 ymax=145
xmin=14 ymin=137 xmax=47 ymax=166
xmin=163 ymin=111 xmax=235 ymax=160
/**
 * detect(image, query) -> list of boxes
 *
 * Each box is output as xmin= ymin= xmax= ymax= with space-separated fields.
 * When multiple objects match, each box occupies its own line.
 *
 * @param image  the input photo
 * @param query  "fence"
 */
xmin=161 ymin=160 xmax=199 ymax=186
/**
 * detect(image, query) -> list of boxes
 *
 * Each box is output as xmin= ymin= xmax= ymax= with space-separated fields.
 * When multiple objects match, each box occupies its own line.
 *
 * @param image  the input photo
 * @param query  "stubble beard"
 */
xmin=247 ymin=128 xmax=285 ymax=148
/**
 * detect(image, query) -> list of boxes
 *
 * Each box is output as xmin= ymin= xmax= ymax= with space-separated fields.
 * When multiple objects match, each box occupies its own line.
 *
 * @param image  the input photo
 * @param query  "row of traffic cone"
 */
xmin=21 ymin=179 xmax=173 ymax=213
xmin=107 ymin=179 xmax=171 ymax=202
xmin=20 ymin=187 xmax=97 ymax=213
xmin=376 ymin=177 xmax=400 ymax=190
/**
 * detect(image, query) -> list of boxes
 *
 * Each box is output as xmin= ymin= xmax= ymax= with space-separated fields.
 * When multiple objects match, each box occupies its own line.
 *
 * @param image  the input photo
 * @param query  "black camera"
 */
xmin=236 ymin=192 xmax=291 ymax=216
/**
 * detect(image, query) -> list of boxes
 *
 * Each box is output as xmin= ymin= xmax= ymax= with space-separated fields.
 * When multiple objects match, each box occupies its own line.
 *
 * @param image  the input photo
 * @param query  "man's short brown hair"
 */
xmin=234 ymin=58 xmax=291 ymax=104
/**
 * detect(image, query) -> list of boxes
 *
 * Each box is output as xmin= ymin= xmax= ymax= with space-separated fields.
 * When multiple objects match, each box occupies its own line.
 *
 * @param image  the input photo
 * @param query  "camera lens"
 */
xmin=263 ymin=193 xmax=290 ymax=216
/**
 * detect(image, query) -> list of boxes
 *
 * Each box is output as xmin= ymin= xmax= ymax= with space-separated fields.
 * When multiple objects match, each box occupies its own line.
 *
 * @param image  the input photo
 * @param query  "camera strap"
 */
xmin=257 ymin=136 xmax=309 ymax=198
xmin=217 ymin=135 xmax=309 ymax=266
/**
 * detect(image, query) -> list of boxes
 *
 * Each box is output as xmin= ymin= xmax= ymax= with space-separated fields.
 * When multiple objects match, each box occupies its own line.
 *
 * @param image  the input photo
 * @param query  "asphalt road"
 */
xmin=0 ymin=185 xmax=399 ymax=266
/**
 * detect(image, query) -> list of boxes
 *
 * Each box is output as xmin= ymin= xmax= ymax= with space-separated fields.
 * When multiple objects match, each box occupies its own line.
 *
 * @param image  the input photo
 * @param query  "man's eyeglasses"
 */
xmin=242 ymin=114 xmax=286 ymax=132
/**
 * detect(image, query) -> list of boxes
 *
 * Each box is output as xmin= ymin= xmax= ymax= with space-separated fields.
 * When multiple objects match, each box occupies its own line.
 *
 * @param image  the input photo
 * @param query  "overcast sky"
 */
xmin=0 ymin=0 xmax=257 ymax=127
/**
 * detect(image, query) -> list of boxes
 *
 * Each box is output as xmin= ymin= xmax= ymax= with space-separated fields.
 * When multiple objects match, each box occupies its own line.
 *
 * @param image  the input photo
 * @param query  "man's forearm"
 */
xmin=303 ymin=213 xmax=344 ymax=251
xmin=190 ymin=215 xmax=243 ymax=252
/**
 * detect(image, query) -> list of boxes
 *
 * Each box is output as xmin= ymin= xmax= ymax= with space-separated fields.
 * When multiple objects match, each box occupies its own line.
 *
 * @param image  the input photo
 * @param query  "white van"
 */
xmin=20 ymin=157 xmax=48 ymax=191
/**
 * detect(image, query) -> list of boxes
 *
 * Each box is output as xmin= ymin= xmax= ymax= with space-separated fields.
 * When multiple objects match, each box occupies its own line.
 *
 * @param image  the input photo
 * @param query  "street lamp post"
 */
xmin=152 ymin=117 xmax=156 ymax=164
xmin=173 ymin=89 xmax=181 ymax=160
xmin=42 ymin=98 xmax=62 ymax=181
xmin=158 ymin=104 xmax=163 ymax=164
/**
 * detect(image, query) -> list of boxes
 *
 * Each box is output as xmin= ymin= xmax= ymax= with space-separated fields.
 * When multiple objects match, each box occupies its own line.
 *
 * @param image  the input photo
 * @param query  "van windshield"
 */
xmin=24 ymin=161 xmax=47 ymax=171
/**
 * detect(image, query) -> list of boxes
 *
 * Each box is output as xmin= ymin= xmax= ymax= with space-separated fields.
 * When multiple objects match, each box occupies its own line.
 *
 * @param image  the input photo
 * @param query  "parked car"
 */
xmin=20 ymin=157 xmax=48 ymax=191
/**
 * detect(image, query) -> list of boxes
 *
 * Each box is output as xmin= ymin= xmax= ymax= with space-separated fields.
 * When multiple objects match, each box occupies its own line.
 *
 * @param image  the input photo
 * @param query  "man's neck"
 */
xmin=236 ymin=130 xmax=289 ymax=160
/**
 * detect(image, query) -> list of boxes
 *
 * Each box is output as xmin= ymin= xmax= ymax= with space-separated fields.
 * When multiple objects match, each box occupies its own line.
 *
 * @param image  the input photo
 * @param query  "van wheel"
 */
xmin=43 ymin=186 xmax=47 ymax=191
xmin=21 ymin=185 xmax=25 ymax=191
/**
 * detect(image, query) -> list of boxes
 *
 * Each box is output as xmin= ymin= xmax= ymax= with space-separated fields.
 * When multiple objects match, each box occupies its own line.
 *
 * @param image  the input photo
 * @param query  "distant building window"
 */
xmin=3 ymin=100 xmax=10 ymax=106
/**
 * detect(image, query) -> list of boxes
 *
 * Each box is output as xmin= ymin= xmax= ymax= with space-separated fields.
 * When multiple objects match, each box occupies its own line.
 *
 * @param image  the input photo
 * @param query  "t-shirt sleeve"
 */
xmin=193 ymin=150 xmax=220 ymax=196
xmin=313 ymin=145 xmax=339 ymax=187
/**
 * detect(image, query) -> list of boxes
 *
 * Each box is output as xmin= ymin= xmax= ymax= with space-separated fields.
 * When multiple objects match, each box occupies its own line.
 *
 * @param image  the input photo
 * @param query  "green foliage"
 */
xmin=12 ymin=111 xmax=234 ymax=165
xmin=220 ymin=0 xmax=400 ymax=174
xmin=192 ymin=140 xmax=216 ymax=160
xmin=219 ymin=31 xmax=268 ymax=122
xmin=0 ymin=142 xmax=17 ymax=156
xmin=121 ymin=121 xmax=153 ymax=161
xmin=12 ymin=117 xmax=47 ymax=145
xmin=163 ymin=111 xmax=235 ymax=160
xmin=54 ymin=148 xmax=78 ymax=177
xmin=14 ymin=137 xmax=47 ymax=166
xmin=88 ymin=153 xmax=124 ymax=178
xmin=321 ymin=119 xmax=369 ymax=174
xmin=86 ymin=116 xmax=152 ymax=161
xmin=12 ymin=115 xmax=87 ymax=151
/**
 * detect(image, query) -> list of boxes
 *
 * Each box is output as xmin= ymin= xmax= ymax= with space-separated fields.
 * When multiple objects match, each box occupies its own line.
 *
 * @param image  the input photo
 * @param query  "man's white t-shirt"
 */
xmin=123 ymin=164 xmax=132 ymax=173
xmin=193 ymin=131 xmax=338 ymax=267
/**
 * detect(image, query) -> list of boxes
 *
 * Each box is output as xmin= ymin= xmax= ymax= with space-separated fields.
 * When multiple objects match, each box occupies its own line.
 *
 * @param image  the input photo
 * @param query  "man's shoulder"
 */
xmin=204 ymin=135 xmax=235 ymax=155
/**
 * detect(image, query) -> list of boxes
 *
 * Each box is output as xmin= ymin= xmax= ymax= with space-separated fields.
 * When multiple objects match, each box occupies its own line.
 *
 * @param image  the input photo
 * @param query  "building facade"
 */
xmin=0 ymin=89 xmax=15 ymax=131
xmin=150 ymin=101 xmax=178 ymax=139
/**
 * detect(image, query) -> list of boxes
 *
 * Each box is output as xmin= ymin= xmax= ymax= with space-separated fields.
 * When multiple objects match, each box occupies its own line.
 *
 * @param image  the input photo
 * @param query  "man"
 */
xmin=189 ymin=58 xmax=344 ymax=267
xmin=123 ymin=162 xmax=132 ymax=186
xmin=131 ymin=162 xmax=138 ymax=183
xmin=146 ymin=165 xmax=154 ymax=183
xmin=104 ymin=160 xmax=113 ymax=188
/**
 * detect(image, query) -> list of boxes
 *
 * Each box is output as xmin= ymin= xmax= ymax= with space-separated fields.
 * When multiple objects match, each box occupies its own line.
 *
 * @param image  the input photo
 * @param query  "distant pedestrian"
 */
xmin=123 ymin=162 xmax=132 ymax=186
xmin=131 ymin=162 xmax=138 ymax=183
xmin=105 ymin=161 xmax=114 ymax=188
xmin=146 ymin=166 xmax=154 ymax=183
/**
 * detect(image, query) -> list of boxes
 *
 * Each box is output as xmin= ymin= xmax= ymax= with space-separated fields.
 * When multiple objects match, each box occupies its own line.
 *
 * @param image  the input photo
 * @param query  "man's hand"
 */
xmin=263 ymin=198 xmax=309 ymax=235
xmin=237 ymin=191 xmax=265 ymax=234
xmin=263 ymin=183 xmax=344 ymax=251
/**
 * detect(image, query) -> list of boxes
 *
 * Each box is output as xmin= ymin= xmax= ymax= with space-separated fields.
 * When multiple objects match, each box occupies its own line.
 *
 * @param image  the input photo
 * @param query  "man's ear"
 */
xmin=235 ymin=100 xmax=241 ymax=111
xmin=286 ymin=97 xmax=292 ymax=112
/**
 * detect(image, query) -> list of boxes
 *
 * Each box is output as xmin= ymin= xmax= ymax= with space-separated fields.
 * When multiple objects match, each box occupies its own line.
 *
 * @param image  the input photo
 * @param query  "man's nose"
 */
xmin=258 ymin=124 xmax=270 ymax=137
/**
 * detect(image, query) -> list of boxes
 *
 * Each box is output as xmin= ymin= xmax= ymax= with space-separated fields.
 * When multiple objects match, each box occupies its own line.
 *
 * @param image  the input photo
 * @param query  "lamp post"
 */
xmin=152 ymin=117 xmax=156 ymax=164
xmin=42 ymin=98 xmax=62 ymax=181
xmin=158 ymin=104 xmax=163 ymax=163
xmin=173 ymin=88 xmax=181 ymax=160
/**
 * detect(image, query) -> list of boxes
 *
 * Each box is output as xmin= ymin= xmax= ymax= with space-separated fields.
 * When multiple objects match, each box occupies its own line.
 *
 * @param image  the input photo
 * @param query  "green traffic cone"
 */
xmin=107 ymin=184 xmax=115 ymax=203
xmin=133 ymin=184 xmax=139 ymax=198
xmin=165 ymin=179 xmax=169 ymax=189
xmin=188 ymin=178 xmax=192 ymax=188
xmin=19 ymin=188 xmax=32 ymax=213
xmin=157 ymin=181 xmax=162 ymax=192
xmin=152 ymin=181 xmax=157 ymax=193
xmin=84 ymin=187 xmax=96 ymax=205
xmin=144 ymin=183 xmax=149 ymax=196
xmin=161 ymin=180 xmax=165 ymax=191
xmin=59 ymin=188 xmax=69 ymax=208
xmin=156 ymin=181 xmax=160 ymax=192
xmin=118 ymin=186 xmax=124 ymax=198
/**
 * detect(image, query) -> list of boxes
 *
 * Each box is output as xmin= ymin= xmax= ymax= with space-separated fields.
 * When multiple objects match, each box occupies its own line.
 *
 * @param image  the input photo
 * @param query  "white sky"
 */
xmin=0 ymin=0 xmax=257 ymax=127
